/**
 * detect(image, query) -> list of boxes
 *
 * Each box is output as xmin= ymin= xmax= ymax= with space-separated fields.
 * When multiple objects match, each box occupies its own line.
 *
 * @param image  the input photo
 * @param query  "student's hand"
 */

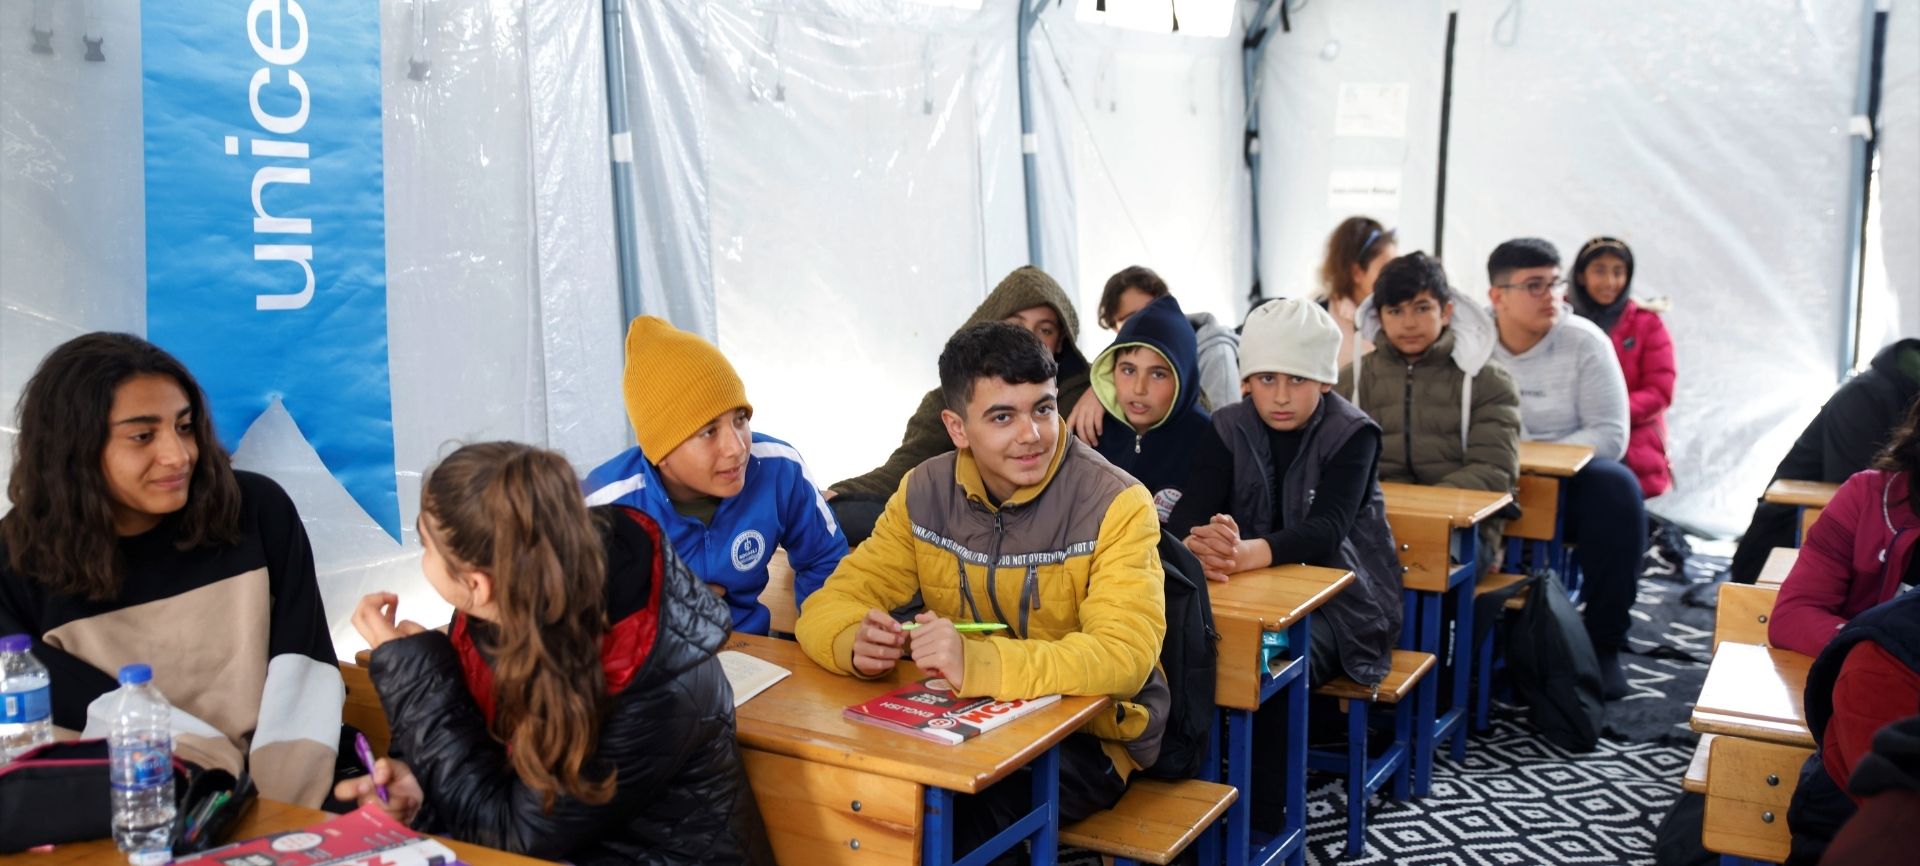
xmin=706 ymin=583 xmax=728 ymax=598
xmin=352 ymin=593 xmax=429 ymax=651
xmin=333 ymin=757 xmax=424 ymax=826
xmin=907 ymin=611 xmax=965 ymax=691
xmin=1185 ymin=515 xmax=1242 ymax=582
xmin=851 ymin=609 xmax=907 ymax=677
xmin=822 ymin=488 xmax=838 ymax=501
xmin=1067 ymin=389 xmax=1106 ymax=445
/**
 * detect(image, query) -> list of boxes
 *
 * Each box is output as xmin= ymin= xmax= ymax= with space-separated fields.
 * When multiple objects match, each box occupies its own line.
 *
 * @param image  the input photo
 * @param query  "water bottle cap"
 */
xmin=0 ymin=634 xmax=28 ymax=653
xmin=118 ymin=664 xmax=153 ymax=685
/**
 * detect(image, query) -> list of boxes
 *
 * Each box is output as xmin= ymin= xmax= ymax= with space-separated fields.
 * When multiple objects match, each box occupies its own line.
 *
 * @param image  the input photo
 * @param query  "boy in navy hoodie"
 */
xmin=1087 ymin=294 xmax=1214 ymax=521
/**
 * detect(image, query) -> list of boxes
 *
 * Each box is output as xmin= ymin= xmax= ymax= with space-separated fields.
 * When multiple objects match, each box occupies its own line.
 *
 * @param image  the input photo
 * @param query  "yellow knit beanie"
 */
xmin=621 ymin=316 xmax=751 ymax=461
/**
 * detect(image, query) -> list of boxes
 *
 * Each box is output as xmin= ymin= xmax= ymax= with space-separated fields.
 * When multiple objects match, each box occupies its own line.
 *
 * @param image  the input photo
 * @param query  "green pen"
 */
xmin=899 ymin=621 xmax=1009 ymax=632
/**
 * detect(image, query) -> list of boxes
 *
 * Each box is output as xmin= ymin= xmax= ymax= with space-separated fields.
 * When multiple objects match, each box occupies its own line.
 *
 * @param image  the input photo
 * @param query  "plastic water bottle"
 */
xmin=109 ymin=664 xmax=175 ymax=865
xmin=0 ymin=633 xmax=54 ymax=762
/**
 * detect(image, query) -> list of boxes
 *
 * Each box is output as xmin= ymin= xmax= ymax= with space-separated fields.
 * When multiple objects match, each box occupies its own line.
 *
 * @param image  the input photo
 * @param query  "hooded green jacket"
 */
xmin=831 ymin=267 xmax=1090 ymax=497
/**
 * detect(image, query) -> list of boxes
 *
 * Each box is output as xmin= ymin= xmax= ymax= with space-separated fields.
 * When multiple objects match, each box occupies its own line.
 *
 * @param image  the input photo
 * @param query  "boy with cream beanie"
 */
xmin=1164 ymin=297 xmax=1405 ymax=833
xmin=584 ymin=316 xmax=848 ymax=635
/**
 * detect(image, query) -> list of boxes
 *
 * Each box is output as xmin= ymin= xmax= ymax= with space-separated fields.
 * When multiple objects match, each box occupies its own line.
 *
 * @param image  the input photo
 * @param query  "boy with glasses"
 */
xmin=1487 ymin=237 xmax=1644 ymax=700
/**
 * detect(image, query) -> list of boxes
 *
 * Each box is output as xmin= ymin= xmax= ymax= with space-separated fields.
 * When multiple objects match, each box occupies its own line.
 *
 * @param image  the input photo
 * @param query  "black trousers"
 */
xmin=950 ymin=733 xmax=1127 ymax=863
xmin=1563 ymin=457 xmax=1648 ymax=651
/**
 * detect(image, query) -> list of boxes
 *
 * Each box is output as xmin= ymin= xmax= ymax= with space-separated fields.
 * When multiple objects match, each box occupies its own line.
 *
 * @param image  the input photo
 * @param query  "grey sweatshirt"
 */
xmin=1188 ymin=311 xmax=1242 ymax=412
xmin=1489 ymin=303 xmax=1630 ymax=461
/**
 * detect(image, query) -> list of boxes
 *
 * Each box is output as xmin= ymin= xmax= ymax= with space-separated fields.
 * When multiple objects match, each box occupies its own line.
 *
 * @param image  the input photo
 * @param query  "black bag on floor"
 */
xmin=1480 ymin=569 xmax=1604 ymax=752
xmin=1141 ymin=530 xmax=1220 ymax=779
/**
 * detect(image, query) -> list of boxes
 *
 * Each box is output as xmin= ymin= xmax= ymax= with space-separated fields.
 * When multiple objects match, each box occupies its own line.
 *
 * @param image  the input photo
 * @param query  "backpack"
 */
xmin=1474 ymin=568 xmax=1603 ymax=752
xmin=1142 ymin=530 xmax=1222 ymax=779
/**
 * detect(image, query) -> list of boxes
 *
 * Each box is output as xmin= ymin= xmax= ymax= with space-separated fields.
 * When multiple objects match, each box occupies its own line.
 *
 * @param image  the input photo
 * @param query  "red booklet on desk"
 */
xmin=177 ymin=803 xmax=465 ymax=866
xmin=844 ymin=677 xmax=1060 ymax=745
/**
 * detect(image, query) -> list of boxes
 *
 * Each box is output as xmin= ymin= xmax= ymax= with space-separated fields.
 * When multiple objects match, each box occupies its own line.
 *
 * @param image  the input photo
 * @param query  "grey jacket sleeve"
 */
xmin=1562 ymin=331 xmax=1631 ymax=461
xmin=1197 ymin=343 xmax=1242 ymax=413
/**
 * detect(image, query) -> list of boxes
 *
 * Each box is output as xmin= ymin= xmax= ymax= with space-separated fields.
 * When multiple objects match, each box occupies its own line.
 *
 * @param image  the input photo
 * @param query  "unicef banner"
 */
xmin=143 ymin=1 xmax=399 ymax=539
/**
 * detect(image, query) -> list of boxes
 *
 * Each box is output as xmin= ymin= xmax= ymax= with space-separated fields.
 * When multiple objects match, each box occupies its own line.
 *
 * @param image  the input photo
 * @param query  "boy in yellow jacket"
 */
xmin=797 ymin=322 xmax=1169 ymax=855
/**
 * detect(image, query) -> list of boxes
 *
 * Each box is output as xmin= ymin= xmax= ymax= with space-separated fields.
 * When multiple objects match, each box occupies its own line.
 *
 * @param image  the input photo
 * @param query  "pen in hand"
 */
xmin=353 ymin=732 xmax=389 ymax=803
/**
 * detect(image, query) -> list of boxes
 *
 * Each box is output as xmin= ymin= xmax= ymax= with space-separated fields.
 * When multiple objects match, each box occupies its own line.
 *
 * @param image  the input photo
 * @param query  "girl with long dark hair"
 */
xmin=337 ymin=442 xmax=772 ymax=865
xmin=0 ymin=332 xmax=341 ymax=806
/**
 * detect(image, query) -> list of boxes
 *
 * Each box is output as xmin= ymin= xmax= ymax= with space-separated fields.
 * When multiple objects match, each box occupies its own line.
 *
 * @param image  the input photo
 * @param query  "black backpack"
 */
xmin=1474 ymin=568 xmax=1603 ymax=752
xmin=1142 ymin=530 xmax=1222 ymax=779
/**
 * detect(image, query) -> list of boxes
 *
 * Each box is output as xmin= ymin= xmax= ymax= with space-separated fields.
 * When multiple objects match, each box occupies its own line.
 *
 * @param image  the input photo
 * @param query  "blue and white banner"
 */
xmin=143 ymin=1 xmax=399 ymax=539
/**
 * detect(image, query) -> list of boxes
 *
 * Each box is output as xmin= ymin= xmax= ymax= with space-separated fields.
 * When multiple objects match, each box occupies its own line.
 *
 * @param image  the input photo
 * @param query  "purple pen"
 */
xmin=353 ymin=731 xmax=389 ymax=803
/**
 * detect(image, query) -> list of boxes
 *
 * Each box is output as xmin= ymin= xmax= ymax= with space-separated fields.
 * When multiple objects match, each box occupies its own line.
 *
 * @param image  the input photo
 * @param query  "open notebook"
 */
xmin=717 ymin=650 xmax=791 ymax=707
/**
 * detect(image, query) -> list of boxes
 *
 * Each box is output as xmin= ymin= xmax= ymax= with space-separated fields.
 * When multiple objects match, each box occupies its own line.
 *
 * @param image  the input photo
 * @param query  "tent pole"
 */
xmin=602 ymin=0 xmax=645 ymax=328
xmin=1839 ymin=0 xmax=1888 ymax=376
xmin=1242 ymin=0 xmax=1280 ymax=309
xmin=1017 ymin=0 xmax=1044 ymax=269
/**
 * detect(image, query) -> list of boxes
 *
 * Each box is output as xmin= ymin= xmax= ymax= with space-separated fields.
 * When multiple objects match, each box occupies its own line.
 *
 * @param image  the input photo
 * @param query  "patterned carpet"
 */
xmin=1062 ymin=543 xmax=1728 ymax=866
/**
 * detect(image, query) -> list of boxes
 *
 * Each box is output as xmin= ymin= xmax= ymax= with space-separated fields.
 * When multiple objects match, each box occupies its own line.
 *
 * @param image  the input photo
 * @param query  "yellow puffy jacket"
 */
xmin=797 ymin=430 xmax=1169 ymax=777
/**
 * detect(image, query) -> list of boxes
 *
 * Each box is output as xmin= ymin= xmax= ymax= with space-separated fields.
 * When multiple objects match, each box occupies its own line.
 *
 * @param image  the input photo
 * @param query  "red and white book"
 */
xmin=843 ymin=677 xmax=1060 ymax=745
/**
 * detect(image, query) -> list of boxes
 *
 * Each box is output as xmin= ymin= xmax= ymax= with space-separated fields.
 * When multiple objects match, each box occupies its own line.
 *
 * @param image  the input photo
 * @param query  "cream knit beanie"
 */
xmin=1238 ymin=298 xmax=1342 ymax=384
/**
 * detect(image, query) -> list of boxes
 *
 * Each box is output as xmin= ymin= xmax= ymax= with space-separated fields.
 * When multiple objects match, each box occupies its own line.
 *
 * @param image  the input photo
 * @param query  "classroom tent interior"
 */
xmin=1 ymin=0 xmax=1914 ymax=657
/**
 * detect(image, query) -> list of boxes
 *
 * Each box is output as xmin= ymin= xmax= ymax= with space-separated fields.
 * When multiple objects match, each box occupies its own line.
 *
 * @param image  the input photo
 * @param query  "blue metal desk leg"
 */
xmin=1285 ymin=616 xmax=1310 ymax=866
xmin=1028 ymin=745 xmax=1060 ymax=865
xmin=924 ymin=786 xmax=954 ymax=866
xmin=922 ymin=743 xmax=1061 ymax=866
xmin=1196 ymin=707 xmax=1222 ymax=864
xmin=1450 ymin=528 xmax=1477 ymax=762
xmin=1410 ymin=591 xmax=1439 ymax=797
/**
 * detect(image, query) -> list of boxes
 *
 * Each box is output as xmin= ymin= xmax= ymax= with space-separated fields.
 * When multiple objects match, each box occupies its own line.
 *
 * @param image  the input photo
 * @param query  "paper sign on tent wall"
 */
xmin=1334 ymin=82 xmax=1409 ymax=139
xmin=142 ymin=1 xmax=400 ymax=540
xmin=1328 ymin=169 xmax=1403 ymax=212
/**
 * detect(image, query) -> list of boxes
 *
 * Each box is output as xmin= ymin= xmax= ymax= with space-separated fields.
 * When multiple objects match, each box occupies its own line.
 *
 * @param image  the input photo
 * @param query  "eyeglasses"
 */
xmin=1495 ymin=277 xmax=1567 ymax=297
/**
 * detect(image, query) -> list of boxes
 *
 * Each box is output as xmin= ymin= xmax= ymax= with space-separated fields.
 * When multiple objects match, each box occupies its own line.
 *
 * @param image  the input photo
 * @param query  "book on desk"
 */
xmin=844 ymin=677 xmax=1060 ymax=745
xmin=177 ymin=803 xmax=462 ymax=866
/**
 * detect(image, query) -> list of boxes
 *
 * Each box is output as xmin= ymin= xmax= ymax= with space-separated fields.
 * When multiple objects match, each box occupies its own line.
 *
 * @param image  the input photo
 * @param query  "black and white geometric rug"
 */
xmin=1060 ymin=542 xmax=1726 ymax=866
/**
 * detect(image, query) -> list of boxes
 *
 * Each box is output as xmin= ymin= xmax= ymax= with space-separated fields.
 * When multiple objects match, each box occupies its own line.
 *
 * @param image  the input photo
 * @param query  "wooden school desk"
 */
xmin=24 ymin=799 xmax=549 ymax=866
xmin=1378 ymin=482 xmax=1513 ymax=792
xmin=1756 ymin=547 xmax=1800 ymax=589
xmin=1689 ymin=641 xmax=1815 ymax=749
xmin=1204 ymin=564 xmax=1354 ymax=866
xmin=1510 ymin=441 xmax=1595 ymax=586
xmin=725 ymin=633 xmax=1110 ymax=866
xmin=1764 ymin=479 xmax=1840 ymax=546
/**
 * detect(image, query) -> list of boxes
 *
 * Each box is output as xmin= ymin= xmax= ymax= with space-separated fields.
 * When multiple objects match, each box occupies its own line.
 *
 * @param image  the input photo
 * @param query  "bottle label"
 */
xmin=0 ymin=685 xmax=50 ymax=724
xmin=114 ymin=741 xmax=173 ymax=789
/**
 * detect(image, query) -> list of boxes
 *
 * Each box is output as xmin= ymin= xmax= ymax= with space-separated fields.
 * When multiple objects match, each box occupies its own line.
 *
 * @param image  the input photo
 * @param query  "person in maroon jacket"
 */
xmin=1769 ymin=396 xmax=1920 ymax=657
xmin=1570 ymin=237 xmax=1676 ymax=499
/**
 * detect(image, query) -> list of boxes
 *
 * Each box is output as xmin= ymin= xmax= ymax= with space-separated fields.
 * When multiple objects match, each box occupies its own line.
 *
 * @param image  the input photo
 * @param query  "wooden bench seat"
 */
xmin=1474 ymin=571 xmax=1531 ymax=609
xmin=1316 ymin=649 xmax=1435 ymax=704
xmin=1060 ymin=778 xmax=1238 ymax=865
xmin=1684 ymin=734 xmax=1714 ymax=795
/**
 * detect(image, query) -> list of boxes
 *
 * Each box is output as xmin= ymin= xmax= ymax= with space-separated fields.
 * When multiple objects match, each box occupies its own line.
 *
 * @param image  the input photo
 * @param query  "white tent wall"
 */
xmin=1254 ymin=0 xmax=1448 ymax=299
xmin=1030 ymin=2 xmax=1253 ymax=362
xmin=1875 ymin=0 xmax=1920 ymax=354
xmin=620 ymin=0 xmax=1028 ymax=486
xmin=0 ymin=0 xmax=626 ymax=657
xmin=1438 ymin=0 xmax=1869 ymax=536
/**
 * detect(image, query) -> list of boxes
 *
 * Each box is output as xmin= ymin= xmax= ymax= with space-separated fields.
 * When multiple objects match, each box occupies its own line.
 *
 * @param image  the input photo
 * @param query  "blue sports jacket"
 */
xmin=583 ymin=433 xmax=848 ymax=635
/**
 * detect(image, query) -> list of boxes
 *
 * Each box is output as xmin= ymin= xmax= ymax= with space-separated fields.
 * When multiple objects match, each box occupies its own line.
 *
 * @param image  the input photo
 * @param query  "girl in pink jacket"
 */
xmin=1769 ymin=399 xmax=1920 ymax=656
xmin=1571 ymin=237 xmax=1676 ymax=498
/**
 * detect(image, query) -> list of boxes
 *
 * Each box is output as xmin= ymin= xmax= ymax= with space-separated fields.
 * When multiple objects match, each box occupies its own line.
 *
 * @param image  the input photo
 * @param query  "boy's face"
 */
xmin=1488 ymin=265 xmax=1562 ymax=339
xmin=1002 ymin=305 xmax=1063 ymax=354
xmin=940 ymin=377 xmax=1060 ymax=502
xmin=656 ymin=408 xmax=751 ymax=500
xmin=1379 ymin=291 xmax=1453 ymax=359
xmin=1245 ymin=372 xmax=1331 ymax=432
xmin=1112 ymin=346 xmax=1177 ymax=433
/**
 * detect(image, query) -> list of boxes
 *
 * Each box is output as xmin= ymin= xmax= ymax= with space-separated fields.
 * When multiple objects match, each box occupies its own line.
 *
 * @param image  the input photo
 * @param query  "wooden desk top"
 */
xmin=1517 ymin=441 xmax=1594 ymax=477
xmin=1764 ymin=479 xmax=1841 ymax=508
xmin=1379 ymin=482 xmax=1514 ymax=527
xmin=1757 ymin=547 xmax=1800 ymax=588
xmin=1690 ymin=642 xmax=1815 ymax=748
xmin=1205 ymin=564 xmax=1355 ymax=631
xmin=28 ymin=800 xmax=549 ymax=865
xmin=726 ymin=633 xmax=1111 ymax=795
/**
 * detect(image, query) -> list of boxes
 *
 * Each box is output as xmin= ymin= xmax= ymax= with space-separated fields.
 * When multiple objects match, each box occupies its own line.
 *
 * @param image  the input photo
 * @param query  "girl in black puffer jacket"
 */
xmin=336 ymin=441 xmax=773 ymax=865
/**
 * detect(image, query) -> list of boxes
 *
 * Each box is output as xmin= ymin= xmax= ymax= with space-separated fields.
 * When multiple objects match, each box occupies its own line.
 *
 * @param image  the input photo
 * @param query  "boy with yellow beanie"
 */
xmin=585 ymin=316 xmax=848 ymax=635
